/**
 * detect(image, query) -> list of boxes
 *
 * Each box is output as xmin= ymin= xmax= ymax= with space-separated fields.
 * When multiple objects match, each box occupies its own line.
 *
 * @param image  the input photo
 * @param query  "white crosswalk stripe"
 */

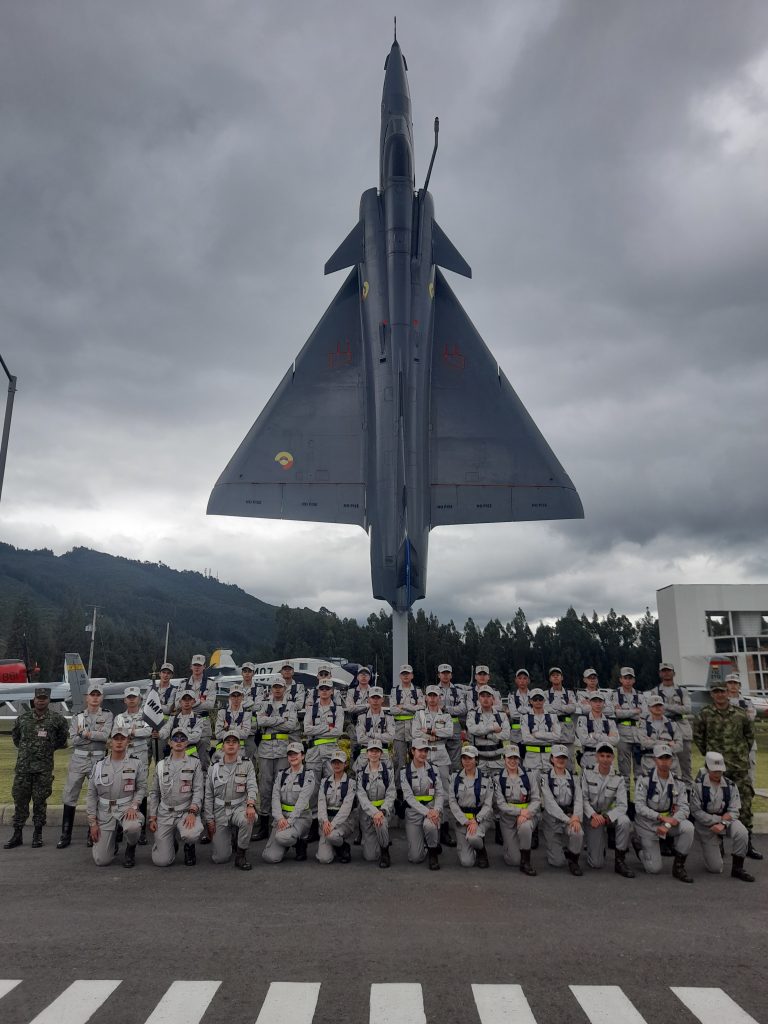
xmin=0 ymin=980 xmax=22 ymax=1000
xmin=254 ymin=981 xmax=321 ymax=1024
xmin=370 ymin=983 xmax=426 ymax=1024
xmin=143 ymin=981 xmax=222 ymax=1024
xmin=27 ymin=980 xmax=121 ymax=1024
xmin=672 ymin=987 xmax=761 ymax=1024
xmin=570 ymin=985 xmax=649 ymax=1024
xmin=472 ymin=984 xmax=537 ymax=1023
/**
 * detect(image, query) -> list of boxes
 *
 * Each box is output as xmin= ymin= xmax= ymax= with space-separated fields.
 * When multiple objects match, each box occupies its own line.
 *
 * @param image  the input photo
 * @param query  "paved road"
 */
xmin=1 ymin=827 xmax=766 ymax=1024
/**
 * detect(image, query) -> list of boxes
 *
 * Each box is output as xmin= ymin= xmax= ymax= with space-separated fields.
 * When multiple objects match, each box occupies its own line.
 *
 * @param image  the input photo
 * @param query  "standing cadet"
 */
xmin=304 ymin=675 xmax=344 ymax=790
xmin=580 ymin=741 xmax=635 ymax=878
xmin=520 ymin=689 xmax=561 ymax=773
xmin=540 ymin=745 xmax=584 ymax=875
xmin=57 ymin=682 xmax=113 ymax=850
xmin=400 ymin=737 xmax=444 ymax=869
xmin=279 ymin=662 xmax=306 ymax=727
xmin=448 ymin=746 xmax=494 ymax=868
xmin=467 ymin=665 xmax=504 ymax=715
xmin=727 ymin=673 xmax=758 ymax=786
xmin=4 ymin=688 xmax=68 ymax=849
xmin=545 ymin=667 xmax=577 ymax=765
xmin=355 ymin=686 xmax=395 ymax=768
xmin=356 ymin=738 xmax=396 ymax=867
xmin=576 ymin=669 xmax=612 ymax=716
xmin=253 ymin=677 xmax=298 ymax=840
xmin=112 ymin=687 xmax=152 ymax=846
xmin=435 ymin=664 xmax=465 ymax=771
xmin=389 ymin=664 xmax=425 ymax=774
xmin=159 ymin=689 xmax=203 ymax=754
xmin=213 ymin=684 xmax=252 ymax=758
xmin=157 ymin=663 xmax=178 ymax=713
xmin=412 ymin=685 xmax=455 ymax=847
xmin=636 ymin=695 xmax=682 ymax=776
xmin=148 ymin=725 xmax=204 ymax=866
xmin=575 ymin=693 xmax=618 ymax=770
xmin=262 ymin=742 xmax=315 ymax=863
xmin=652 ymin=662 xmax=693 ymax=785
xmin=180 ymin=654 xmax=216 ymax=772
xmin=506 ymin=669 xmax=531 ymax=742
xmin=316 ymin=749 xmax=357 ymax=864
xmin=494 ymin=745 xmax=539 ymax=875
xmin=240 ymin=662 xmax=261 ymax=711
xmin=690 ymin=751 xmax=755 ymax=882
xmin=694 ymin=678 xmax=761 ymax=860
xmin=345 ymin=666 xmax=374 ymax=748
xmin=203 ymin=731 xmax=257 ymax=870
xmin=632 ymin=743 xmax=694 ymax=882
xmin=86 ymin=723 xmax=146 ymax=868
xmin=467 ymin=685 xmax=511 ymax=779
xmin=610 ymin=668 xmax=645 ymax=788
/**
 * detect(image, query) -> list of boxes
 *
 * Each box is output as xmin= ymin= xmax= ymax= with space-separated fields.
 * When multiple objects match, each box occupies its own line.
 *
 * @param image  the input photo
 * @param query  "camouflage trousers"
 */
xmin=12 ymin=769 xmax=54 ymax=829
xmin=730 ymin=772 xmax=755 ymax=831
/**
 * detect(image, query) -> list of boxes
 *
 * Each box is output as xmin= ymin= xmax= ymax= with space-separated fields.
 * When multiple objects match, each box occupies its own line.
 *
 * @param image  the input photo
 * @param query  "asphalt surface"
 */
xmin=1 ymin=826 xmax=766 ymax=1024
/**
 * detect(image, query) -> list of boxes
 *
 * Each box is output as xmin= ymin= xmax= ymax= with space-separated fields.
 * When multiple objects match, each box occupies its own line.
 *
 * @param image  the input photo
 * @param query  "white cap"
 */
xmin=583 ymin=668 xmax=598 ymax=680
xmin=191 ymin=654 xmax=206 ymax=666
xmin=515 ymin=668 xmax=530 ymax=678
xmin=411 ymin=737 xmax=429 ymax=750
xmin=366 ymin=737 xmax=384 ymax=751
xmin=653 ymin=743 xmax=673 ymax=758
xmin=529 ymin=688 xmax=546 ymax=699
xmin=88 ymin=683 xmax=104 ymax=695
xmin=477 ymin=684 xmax=495 ymax=696
xmin=425 ymin=685 xmax=441 ymax=696
xmin=329 ymin=749 xmax=347 ymax=763
xmin=160 ymin=662 xmax=174 ymax=672
xmin=646 ymin=694 xmax=664 ymax=707
xmin=502 ymin=744 xmax=522 ymax=759
xmin=475 ymin=665 xmax=490 ymax=675
xmin=619 ymin=667 xmax=635 ymax=678
xmin=228 ymin=684 xmax=245 ymax=696
xmin=725 ymin=672 xmax=741 ymax=684
xmin=659 ymin=662 xmax=675 ymax=672
xmin=316 ymin=664 xmax=333 ymax=677
xmin=286 ymin=741 xmax=304 ymax=755
xmin=368 ymin=686 xmax=384 ymax=698
xmin=705 ymin=751 xmax=726 ymax=772
xmin=241 ymin=662 xmax=256 ymax=671
xmin=461 ymin=745 xmax=479 ymax=759
xmin=399 ymin=664 xmax=413 ymax=674
xmin=438 ymin=663 xmax=452 ymax=673
xmin=550 ymin=744 xmax=569 ymax=758
xmin=123 ymin=686 xmax=141 ymax=698
xmin=548 ymin=666 xmax=563 ymax=676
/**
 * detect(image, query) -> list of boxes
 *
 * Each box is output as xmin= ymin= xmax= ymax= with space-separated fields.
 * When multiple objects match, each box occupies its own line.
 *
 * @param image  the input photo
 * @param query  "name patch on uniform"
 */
xmin=37 ymin=729 xmax=48 ymax=738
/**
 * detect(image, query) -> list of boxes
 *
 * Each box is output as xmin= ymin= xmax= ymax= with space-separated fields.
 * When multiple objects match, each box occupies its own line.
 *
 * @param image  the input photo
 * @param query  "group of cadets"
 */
xmin=6 ymin=655 xmax=761 ymax=883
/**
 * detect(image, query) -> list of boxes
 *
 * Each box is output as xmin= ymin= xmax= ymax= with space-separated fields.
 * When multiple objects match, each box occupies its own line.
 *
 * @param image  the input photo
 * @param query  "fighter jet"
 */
xmin=208 ymin=32 xmax=583 ymax=639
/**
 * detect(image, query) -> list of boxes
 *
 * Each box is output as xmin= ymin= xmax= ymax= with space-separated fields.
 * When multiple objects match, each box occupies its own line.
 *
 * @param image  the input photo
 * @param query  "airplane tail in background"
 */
xmin=64 ymin=653 xmax=90 ymax=714
xmin=209 ymin=649 xmax=238 ymax=672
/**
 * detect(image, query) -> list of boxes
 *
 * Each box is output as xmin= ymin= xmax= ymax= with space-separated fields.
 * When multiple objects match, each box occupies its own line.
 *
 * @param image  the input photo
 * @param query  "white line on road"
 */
xmin=28 ymin=980 xmax=122 ymax=1024
xmin=254 ymin=982 xmax=321 ymax=1024
xmin=671 ymin=987 xmax=761 ymax=1024
xmin=570 ymin=986 xmax=649 ymax=1024
xmin=143 ymin=981 xmax=222 ymax=1024
xmin=472 ymin=983 xmax=538 ymax=1023
xmin=0 ymin=980 xmax=21 ymax=1000
xmin=370 ymin=983 xmax=426 ymax=1024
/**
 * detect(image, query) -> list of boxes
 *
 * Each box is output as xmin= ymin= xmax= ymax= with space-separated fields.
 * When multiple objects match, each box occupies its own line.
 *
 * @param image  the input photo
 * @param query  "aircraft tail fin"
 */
xmin=432 ymin=220 xmax=471 ymax=278
xmin=324 ymin=221 xmax=364 ymax=274
xmin=64 ymin=653 xmax=90 ymax=714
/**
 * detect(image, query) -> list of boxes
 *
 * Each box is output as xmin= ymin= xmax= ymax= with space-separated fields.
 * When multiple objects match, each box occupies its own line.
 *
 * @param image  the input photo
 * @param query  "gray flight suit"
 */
xmin=541 ymin=768 xmax=584 ymax=867
xmin=652 ymin=683 xmax=693 ymax=784
xmin=86 ymin=755 xmax=147 ymax=866
xmin=112 ymin=711 xmax=152 ymax=771
xmin=62 ymin=708 xmax=114 ymax=806
xmin=400 ymin=762 xmax=444 ymax=862
xmin=411 ymin=709 xmax=454 ymax=794
xmin=494 ymin=769 xmax=541 ymax=866
xmin=345 ymin=684 xmax=374 ymax=746
xmin=255 ymin=701 xmax=298 ymax=816
xmin=576 ymin=688 xmax=615 ymax=719
xmin=580 ymin=767 xmax=632 ymax=867
xmin=356 ymin=764 xmax=397 ymax=861
xmin=636 ymin=717 xmax=683 ymax=777
xmin=316 ymin=774 xmax=357 ymax=863
xmin=609 ymin=689 xmax=645 ymax=786
xmin=466 ymin=684 xmax=504 ymax=715
xmin=148 ymin=755 xmax=204 ymax=865
xmin=213 ymin=707 xmax=252 ymax=760
xmin=690 ymin=772 xmax=748 ymax=872
xmin=545 ymin=688 xmax=577 ymax=764
xmin=520 ymin=712 xmax=561 ymax=772
xmin=159 ymin=682 xmax=179 ymax=714
xmin=633 ymin=769 xmax=694 ymax=873
xmin=178 ymin=675 xmax=216 ymax=771
xmin=262 ymin=766 xmax=315 ymax=863
xmin=575 ymin=714 xmax=619 ymax=771
xmin=389 ymin=685 xmax=425 ymax=774
xmin=354 ymin=711 xmax=396 ymax=770
xmin=203 ymin=758 xmax=258 ymax=862
xmin=159 ymin=712 xmax=204 ymax=756
xmin=304 ymin=702 xmax=345 ymax=809
xmin=448 ymin=770 xmax=494 ymax=867
xmin=284 ymin=681 xmax=307 ymax=740
xmin=506 ymin=691 xmax=531 ymax=747
xmin=467 ymin=709 xmax=511 ymax=778
xmin=437 ymin=684 xmax=466 ymax=770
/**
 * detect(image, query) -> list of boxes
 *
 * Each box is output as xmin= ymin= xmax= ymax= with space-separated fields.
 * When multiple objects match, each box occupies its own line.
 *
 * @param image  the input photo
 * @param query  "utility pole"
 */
xmin=0 ymin=353 xmax=17 ymax=504
xmin=86 ymin=606 xmax=98 ymax=677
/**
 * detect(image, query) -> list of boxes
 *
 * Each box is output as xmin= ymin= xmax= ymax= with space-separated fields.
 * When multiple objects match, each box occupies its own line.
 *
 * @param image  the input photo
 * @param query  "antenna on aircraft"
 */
xmin=394 ymin=16 xmax=397 ymax=42
xmin=422 ymin=117 xmax=439 ymax=193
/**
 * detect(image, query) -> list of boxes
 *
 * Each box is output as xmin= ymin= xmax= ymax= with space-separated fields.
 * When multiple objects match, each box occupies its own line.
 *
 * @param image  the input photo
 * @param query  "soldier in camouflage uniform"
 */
xmin=4 ymin=688 xmax=68 ymax=849
xmin=694 ymin=679 xmax=762 ymax=861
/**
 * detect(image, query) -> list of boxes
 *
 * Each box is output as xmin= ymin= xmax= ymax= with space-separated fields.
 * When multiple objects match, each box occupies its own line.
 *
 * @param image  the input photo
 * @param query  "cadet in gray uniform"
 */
xmin=356 ymin=738 xmax=396 ymax=867
xmin=354 ymin=687 xmax=395 ymax=769
xmin=541 ymin=745 xmax=584 ymax=875
xmin=253 ymin=678 xmax=298 ymax=840
xmin=113 ymin=685 xmax=153 ymax=845
xmin=575 ymin=693 xmax=618 ymax=770
xmin=213 ymin=685 xmax=252 ymax=759
xmin=159 ymin=690 xmax=204 ymax=755
xmin=304 ymin=679 xmax=344 ymax=797
xmin=181 ymin=654 xmax=216 ymax=772
xmin=652 ymin=662 xmax=693 ymax=785
xmin=467 ymin=685 xmax=511 ymax=779
xmin=262 ymin=742 xmax=315 ymax=863
xmin=636 ymin=695 xmax=682 ymax=776
xmin=412 ymin=685 xmax=455 ymax=848
xmin=610 ymin=668 xmax=645 ymax=787
xmin=691 ymin=751 xmax=754 ymax=882
xmin=436 ymin=664 xmax=465 ymax=771
xmin=494 ymin=745 xmax=539 ymax=875
xmin=632 ymin=743 xmax=694 ymax=882
xmin=57 ymin=683 xmax=113 ymax=850
xmin=448 ymin=746 xmax=494 ymax=868
xmin=545 ymin=668 xmax=577 ymax=765
xmin=400 ymin=737 xmax=444 ymax=870
xmin=345 ymin=666 xmax=374 ymax=747
xmin=576 ymin=669 xmax=614 ymax=718
xmin=280 ymin=663 xmax=306 ymax=739
xmin=520 ymin=689 xmax=561 ymax=772
xmin=316 ymin=749 xmax=357 ymax=864
xmin=389 ymin=664 xmax=425 ymax=774
xmin=148 ymin=726 xmax=204 ymax=866
xmin=204 ymin=731 xmax=258 ymax=870
xmin=240 ymin=663 xmax=261 ymax=712
xmin=581 ymin=741 xmax=634 ymax=877
xmin=86 ymin=724 xmax=147 ymax=868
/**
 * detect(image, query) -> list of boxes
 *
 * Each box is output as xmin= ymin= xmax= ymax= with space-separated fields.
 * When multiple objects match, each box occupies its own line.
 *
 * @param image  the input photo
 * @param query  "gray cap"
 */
xmin=653 ymin=743 xmax=673 ymax=758
xmin=725 ymin=672 xmax=741 ymax=684
xmin=425 ymin=685 xmax=441 ymax=696
xmin=366 ymin=738 xmax=384 ymax=751
xmin=411 ymin=737 xmax=429 ymax=750
xmin=329 ymin=748 xmax=347 ymax=763
xmin=529 ymin=688 xmax=546 ymax=699
xmin=220 ymin=729 xmax=242 ymax=742
xmin=502 ymin=744 xmax=522 ymax=759
xmin=317 ymin=680 xmax=333 ymax=690
xmin=588 ymin=692 xmax=606 ymax=702
xmin=619 ymin=667 xmax=635 ymax=678
xmin=357 ymin=666 xmax=372 ymax=677
xmin=659 ymin=662 xmax=675 ymax=672
xmin=475 ymin=665 xmax=490 ymax=675
xmin=88 ymin=683 xmax=104 ymax=695
xmin=286 ymin=741 xmax=304 ymax=755
xmin=270 ymin=677 xmax=286 ymax=688
xmin=548 ymin=666 xmax=563 ymax=676
xmin=515 ymin=668 xmax=530 ymax=678
xmin=596 ymin=741 xmax=615 ymax=754
xmin=710 ymin=679 xmax=727 ymax=691
xmin=583 ymin=668 xmax=598 ymax=680
xmin=399 ymin=664 xmax=414 ymax=674
xmin=477 ymin=684 xmax=495 ymax=696
xmin=550 ymin=744 xmax=569 ymax=758
xmin=228 ymin=684 xmax=245 ymax=696
xmin=177 ymin=687 xmax=197 ymax=701
xmin=110 ymin=723 xmax=129 ymax=738
xmin=460 ymin=745 xmax=479 ymax=759
xmin=646 ymin=694 xmax=664 ymax=707
xmin=438 ymin=663 xmax=452 ymax=673
xmin=123 ymin=686 xmax=141 ymax=698
xmin=241 ymin=662 xmax=256 ymax=672
xmin=705 ymin=751 xmax=726 ymax=771
xmin=368 ymin=686 xmax=384 ymax=698
xmin=170 ymin=727 xmax=189 ymax=740
xmin=280 ymin=662 xmax=293 ymax=670
xmin=317 ymin=664 xmax=333 ymax=677
xmin=160 ymin=662 xmax=174 ymax=672
xmin=191 ymin=654 xmax=206 ymax=666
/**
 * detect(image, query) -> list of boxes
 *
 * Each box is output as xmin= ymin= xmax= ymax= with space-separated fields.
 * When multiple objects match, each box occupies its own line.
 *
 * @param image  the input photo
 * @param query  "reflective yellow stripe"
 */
xmin=415 ymin=794 xmax=434 ymax=802
xmin=187 ymin=745 xmax=198 ymax=755
xmin=524 ymin=744 xmax=551 ymax=752
xmin=281 ymin=803 xmax=295 ymax=812
xmin=394 ymin=714 xmax=414 ymax=721
xmin=511 ymin=801 xmax=529 ymax=809
xmin=215 ymin=739 xmax=245 ymax=750
xmin=562 ymin=716 xmax=572 ymax=723
xmin=464 ymin=812 xmax=475 ymax=819
xmin=262 ymin=733 xmax=289 ymax=740
xmin=451 ymin=717 xmax=460 ymax=723
xmin=619 ymin=719 xmax=633 ymax=726
xmin=311 ymin=737 xmax=337 ymax=745
xmin=511 ymin=723 xmax=521 ymax=730
xmin=370 ymin=799 xmax=385 ymax=807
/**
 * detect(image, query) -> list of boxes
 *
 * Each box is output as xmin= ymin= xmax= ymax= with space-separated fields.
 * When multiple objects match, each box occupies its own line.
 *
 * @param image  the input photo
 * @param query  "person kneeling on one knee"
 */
xmin=86 ymin=724 xmax=146 ymax=868
xmin=691 ymin=751 xmax=755 ymax=883
xmin=316 ymin=749 xmax=357 ymax=864
xmin=448 ymin=746 xmax=493 ymax=868
xmin=632 ymin=743 xmax=694 ymax=883
xmin=204 ymin=731 xmax=257 ymax=870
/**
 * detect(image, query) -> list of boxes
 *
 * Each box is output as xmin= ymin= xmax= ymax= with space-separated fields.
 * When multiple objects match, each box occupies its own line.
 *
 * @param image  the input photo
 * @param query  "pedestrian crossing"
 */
xmin=0 ymin=980 xmax=761 ymax=1023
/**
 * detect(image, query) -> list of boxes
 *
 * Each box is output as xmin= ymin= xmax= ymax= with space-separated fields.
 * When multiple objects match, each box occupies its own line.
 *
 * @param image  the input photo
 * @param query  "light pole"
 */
xmin=0 ymin=353 xmax=17 ymax=504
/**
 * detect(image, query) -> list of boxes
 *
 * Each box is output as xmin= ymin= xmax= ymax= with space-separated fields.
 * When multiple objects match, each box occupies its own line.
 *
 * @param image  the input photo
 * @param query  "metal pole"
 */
xmin=392 ymin=609 xmax=409 ymax=676
xmin=163 ymin=622 xmax=170 ymax=664
xmin=87 ymin=606 xmax=98 ymax=677
xmin=0 ymin=354 xmax=17 ymax=504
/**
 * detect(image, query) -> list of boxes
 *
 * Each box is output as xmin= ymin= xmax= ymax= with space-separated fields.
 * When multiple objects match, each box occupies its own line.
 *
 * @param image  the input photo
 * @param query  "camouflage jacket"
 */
xmin=693 ymin=703 xmax=754 ymax=775
xmin=12 ymin=707 xmax=69 ymax=773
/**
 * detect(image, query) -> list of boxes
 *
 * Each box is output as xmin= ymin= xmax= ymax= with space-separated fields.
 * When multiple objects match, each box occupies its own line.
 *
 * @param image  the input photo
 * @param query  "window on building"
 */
xmin=714 ymin=637 xmax=736 ymax=653
xmin=706 ymin=612 xmax=731 ymax=637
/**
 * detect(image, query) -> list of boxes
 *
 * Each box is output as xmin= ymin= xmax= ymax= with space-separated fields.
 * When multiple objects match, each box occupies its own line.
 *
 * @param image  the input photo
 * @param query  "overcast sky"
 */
xmin=1 ymin=0 xmax=767 ymax=629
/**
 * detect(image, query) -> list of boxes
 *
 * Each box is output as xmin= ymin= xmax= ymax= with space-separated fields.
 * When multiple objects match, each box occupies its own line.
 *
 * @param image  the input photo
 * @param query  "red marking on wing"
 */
xmin=328 ymin=340 xmax=353 ymax=369
xmin=442 ymin=344 xmax=466 ymax=370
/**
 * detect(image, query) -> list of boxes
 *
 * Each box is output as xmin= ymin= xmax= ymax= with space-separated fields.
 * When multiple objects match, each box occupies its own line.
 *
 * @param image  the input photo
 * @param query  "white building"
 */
xmin=656 ymin=584 xmax=768 ymax=692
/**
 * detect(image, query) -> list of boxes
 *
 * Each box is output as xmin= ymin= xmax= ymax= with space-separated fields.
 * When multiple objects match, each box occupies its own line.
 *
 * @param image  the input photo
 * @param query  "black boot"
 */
xmin=614 ymin=849 xmax=635 ymax=878
xmin=56 ymin=805 xmax=76 ymax=849
xmin=31 ymin=827 xmax=43 ymax=849
xmin=660 ymin=834 xmax=674 ymax=857
xmin=123 ymin=844 xmax=136 ymax=869
xmin=440 ymin=822 xmax=457 ymax=848
xmin=731 ymin=855 xmax=755 ymax=882
xmin=251 ymin=814 xmax=269 ymax=842
xmin=199 ymin=831 xmax=211 ymax=845
xmin=86 ymin=827 xmax=93 ymax=849
xmin=338 ymin=841 xmax=352 ymax=864
xmin=531 ymin=825 xmax=539 ymax=849
xmin=3 ymin=828 xmax=23 ymax=849
xmin=138 ymin=799 xmax=148 ymax=845
xmin=519 ymin=848 xmax=537 ymax=876
xmin=428 ymin=847 xmax=440 ymax=871
xmin=294 ymin=838 xmax=308 ymax=861
xmin=378 ymin=844 xmax=391 ymax=869
xmin=565 ymin=850 xmax=583 ymax=876
xmin=235 ymin=847 xmax=253 ymax=871
xmin=183 ymin=842 xmax=196 ymax=866
xmin=395 ymin=792 xmax=406 ymax=820
xmin=113 ymin=823 xmax=123 ymax=855
xmin=494 ymin=820 xmax=503 ymax=846
xmin=747 ymin=832 xmax=763 ymax=860
xmin=307 ymin=818 xmax=320 ymax=843
xmin=672 ymin=853 xmax=694 ymax=883
xmin=475 ymin=843 xmax=489 ymax=869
